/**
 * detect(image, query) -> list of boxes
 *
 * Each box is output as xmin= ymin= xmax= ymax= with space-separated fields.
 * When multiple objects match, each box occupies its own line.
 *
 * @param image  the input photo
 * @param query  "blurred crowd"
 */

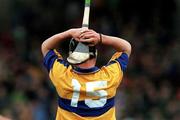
xmin=0 ymin=0 xmax=180 ymax=120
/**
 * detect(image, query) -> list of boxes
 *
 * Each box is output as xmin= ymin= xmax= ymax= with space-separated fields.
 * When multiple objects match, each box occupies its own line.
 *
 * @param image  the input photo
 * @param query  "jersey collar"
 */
xmin=73 ymin=66 xmax=100 ymax=74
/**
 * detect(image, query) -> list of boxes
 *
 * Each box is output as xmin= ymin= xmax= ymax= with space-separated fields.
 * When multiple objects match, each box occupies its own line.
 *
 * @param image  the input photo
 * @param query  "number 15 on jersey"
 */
xmin=71 ymin=79 xmax=108 ymax=108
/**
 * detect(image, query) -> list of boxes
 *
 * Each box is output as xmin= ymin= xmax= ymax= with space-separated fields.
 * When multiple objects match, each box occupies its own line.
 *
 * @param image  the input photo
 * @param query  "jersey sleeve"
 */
xmin=103 ymin=52 xmax=129 ymax=86
xmin=109 ymin=52 xmax=129 ymax=72
xmin=43 ymin=49 xmax=69 ymax=86
xmin=43 ymin=49 xmax=63 ymax=72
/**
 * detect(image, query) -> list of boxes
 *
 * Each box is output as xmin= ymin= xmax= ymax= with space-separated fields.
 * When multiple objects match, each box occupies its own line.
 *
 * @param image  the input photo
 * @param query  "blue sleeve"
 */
xmin=43 ymin=50 xmax=58 ymax=72
xmin=115 ymin=53 xmax=129 ymax=72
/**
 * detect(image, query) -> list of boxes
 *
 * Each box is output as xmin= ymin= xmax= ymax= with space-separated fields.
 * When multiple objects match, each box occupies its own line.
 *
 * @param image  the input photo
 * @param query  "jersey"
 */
xmin=43 ymin=49 xmax=129 ymax=120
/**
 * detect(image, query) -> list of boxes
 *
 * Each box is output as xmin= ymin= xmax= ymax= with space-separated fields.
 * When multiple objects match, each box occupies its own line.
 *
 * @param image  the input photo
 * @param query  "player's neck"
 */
xmin=76 ymin=58 xmax=96 ymax=69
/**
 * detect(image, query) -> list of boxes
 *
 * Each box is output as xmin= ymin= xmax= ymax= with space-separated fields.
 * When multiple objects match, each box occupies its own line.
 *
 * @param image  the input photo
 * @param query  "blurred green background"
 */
xmin=0 ymin=0 xmax=180 ymax=120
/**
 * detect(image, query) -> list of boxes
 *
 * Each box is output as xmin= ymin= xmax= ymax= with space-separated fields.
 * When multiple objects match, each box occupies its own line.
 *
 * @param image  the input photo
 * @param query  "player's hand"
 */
xmin=69 ymin=28 xmax=88 ymax=41
xmin=78 ymin=29 xmax=101 ymax=46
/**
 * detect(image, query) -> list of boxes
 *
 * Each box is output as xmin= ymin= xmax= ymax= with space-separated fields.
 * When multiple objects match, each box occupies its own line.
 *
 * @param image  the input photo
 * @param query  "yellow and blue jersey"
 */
xmin=43 ymin=49 xmax=129 ymax=120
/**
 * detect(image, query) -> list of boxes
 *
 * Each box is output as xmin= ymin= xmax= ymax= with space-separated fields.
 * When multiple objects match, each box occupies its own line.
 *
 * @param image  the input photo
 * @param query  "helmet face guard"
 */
xmin=89 ymin=46 xmax=97 ymax=58
xmin=69 ymin=38 xmax=79 ymax=54
xmin=67 ymin=39 xmax=97 ymax=64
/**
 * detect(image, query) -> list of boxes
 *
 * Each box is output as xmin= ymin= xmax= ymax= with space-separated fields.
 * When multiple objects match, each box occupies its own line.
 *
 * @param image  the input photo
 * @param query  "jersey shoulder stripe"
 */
xmin=108 ymin=52 xmax=129 ymax=72
xmin=43 ymin=49 xmax=58 ymax=71
xmin=58 ymin=96 xmax=115 ymax=117
xmin=115 ymin=53 xmax=129 ymax=71
xmin=43 ymin=49 xmax=69 ymax=72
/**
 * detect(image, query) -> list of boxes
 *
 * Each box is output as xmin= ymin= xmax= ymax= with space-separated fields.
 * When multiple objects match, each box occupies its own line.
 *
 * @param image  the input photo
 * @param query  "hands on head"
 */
xmin=41 ymin=27 xmax=131 ymax=57
xmin=69 ymin=28 xmax=101 ymax=46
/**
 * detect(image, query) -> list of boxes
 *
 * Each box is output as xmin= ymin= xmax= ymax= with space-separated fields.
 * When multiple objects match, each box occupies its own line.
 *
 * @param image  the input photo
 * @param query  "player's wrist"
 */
xmin=98 ymin=33 xmax=102 ymax=44
xmin=68 ymin=29 xmax=74 ymax=38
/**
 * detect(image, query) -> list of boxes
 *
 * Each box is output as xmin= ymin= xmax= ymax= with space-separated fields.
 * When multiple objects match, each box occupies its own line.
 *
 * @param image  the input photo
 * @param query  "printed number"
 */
xmin=71 ymin=79 xmax=81 ymax=107
xmin=71 ymin=79 xmax=107 ymax=108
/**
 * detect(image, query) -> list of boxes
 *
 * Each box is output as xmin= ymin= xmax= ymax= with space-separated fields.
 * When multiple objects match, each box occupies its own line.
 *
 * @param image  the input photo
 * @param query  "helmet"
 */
xmin=67 ymin=39 xmax=97 ymax=64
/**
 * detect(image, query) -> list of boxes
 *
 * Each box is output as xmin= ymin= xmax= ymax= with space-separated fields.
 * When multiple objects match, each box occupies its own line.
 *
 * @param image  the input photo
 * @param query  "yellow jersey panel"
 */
xmin=50 ymin=67 xmax=122 ymax=100
xmin=43 ymin=49 xmax=129 ymax=120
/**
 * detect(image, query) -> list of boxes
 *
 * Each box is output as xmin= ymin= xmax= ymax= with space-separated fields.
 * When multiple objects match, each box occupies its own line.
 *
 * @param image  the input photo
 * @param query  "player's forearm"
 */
xmin=41 ymin=30 xmax=71 ymax=56
xmin=101 ymin=34 xmax=131 ymax=57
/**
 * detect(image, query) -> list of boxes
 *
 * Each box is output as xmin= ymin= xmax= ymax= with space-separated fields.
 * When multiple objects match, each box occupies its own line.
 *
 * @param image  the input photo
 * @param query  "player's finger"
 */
xmin=80 ymin=27 xmax=88 ymax=32
xmin=73 ymin=37 xmax=80 ymax=42
xmin=80 ymin=33 xmax=94 ymax=39
xmin=79 ymin=31 xmax=92 ymax=37
xmin=80 ymin=28 xmax=90 ymax=35
xmin=79 ymin=38 xmax=93 ymax=43
xmin=80 ymin=31 xmax=95 ymax=38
